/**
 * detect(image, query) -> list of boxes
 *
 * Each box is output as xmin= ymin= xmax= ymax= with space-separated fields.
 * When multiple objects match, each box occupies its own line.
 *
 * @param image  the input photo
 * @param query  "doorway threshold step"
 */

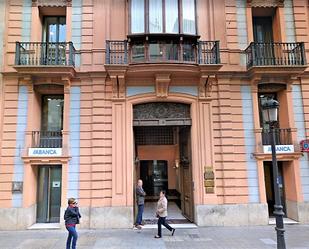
xmin=144 ymin=219 xmax=191 ymax=225
xmin=28 ymin=223 xmax=61 ymax=230
xmin=268 ymin=217 xmax=298 ymax=225
xmin=141 ymin=223 xmax=197 ymax=229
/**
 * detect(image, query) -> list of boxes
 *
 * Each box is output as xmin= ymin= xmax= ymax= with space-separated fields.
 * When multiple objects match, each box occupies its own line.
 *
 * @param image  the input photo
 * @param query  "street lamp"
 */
xmin=262 ymin=98 xmax=286 ymax=249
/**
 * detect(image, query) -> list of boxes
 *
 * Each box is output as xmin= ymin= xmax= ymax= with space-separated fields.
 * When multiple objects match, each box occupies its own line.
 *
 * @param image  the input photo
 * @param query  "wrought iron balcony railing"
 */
xmin=32 ymin=131 xmax=62 ymax=148
xmin=261 ymin=128 xmax=292 ymax=146
xmin=105 ymin=40 xmax=220 ymax=65
xmin=245 ymin=42 xmax=306 ymax=68
xmin=15 ymin=42 xmax=76 ymax=66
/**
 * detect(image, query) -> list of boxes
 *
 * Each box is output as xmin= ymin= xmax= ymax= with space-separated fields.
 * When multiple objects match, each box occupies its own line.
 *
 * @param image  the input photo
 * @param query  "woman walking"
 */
xmin=154 ymin=190 xmax=175 ymax=238
xmin=64 ymin=198 xmax=81 ymax=249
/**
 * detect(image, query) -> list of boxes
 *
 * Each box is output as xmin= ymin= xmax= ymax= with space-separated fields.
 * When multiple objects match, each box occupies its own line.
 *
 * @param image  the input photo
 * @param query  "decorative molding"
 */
xmin=19 ymin=75 xmax=32 ymax=85
xmin=155 ymin=74 xmax=171 ymax=98
xmin=105 ymin=66 xmax=127 ymax=100
xmin=110 ymin=74 xmax=126 ymax=100
xmin=253 ymin=152 xmax=302 ymax=161
xmin=32 ymin=0 xmax=72 ymax=7
xmin=118 ymin=75 xmax=126 ymax=99
xmin=258 ymin=83 xmax=287 ymax=92
xmin=247 ymin=0 xmax=284 ymax=7
xmin=111 ymin=76 xmax=118 ymax=99
xmin=34 ymin=84 xmax=64 ymax=94
xmin=199 ymin=74 xmax=216 ymax=99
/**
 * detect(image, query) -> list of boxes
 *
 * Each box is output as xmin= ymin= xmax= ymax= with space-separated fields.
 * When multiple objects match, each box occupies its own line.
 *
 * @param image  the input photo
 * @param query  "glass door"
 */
xmin=253 ymin=17 xmax=274 ymax=65
xmin=41 ymin=95 xmax=64 ymax=148
xmin=263 ymin=162 xmax=286 ymax=216
xmin=140 ymin=160 xmax=168 ymax=197
xmin=43 ymin=16 xmax=66 ymax=64
xmin=37 ymin=166 xmax=62 ymax=223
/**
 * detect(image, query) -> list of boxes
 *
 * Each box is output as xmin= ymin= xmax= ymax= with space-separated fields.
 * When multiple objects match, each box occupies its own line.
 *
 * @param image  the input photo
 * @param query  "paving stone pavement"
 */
xmin=0 ymin=225 xmax=309 ymax=249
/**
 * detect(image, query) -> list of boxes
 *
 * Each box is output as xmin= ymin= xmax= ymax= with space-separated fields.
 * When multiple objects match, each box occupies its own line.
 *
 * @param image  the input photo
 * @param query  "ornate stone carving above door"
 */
xmin=32 ymin=0 xmax=72 ymax=7
xmin=133 ymin=102 xmax=191 ymax=120
xmin=247 ymin=0 xmax=284 ymax=7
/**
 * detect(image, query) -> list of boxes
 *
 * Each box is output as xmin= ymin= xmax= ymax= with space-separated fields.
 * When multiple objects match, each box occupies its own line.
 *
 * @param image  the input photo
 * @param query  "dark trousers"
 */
xmin=66 ymin=226 xmax=78 ymax=249
xmin=157 ymin=216 xmax=173 ymax=237
xmin=135 ymin=204 xmax=144 ymax=225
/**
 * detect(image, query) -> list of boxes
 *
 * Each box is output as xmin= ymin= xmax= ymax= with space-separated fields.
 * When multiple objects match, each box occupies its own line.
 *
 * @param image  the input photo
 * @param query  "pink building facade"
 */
xmin=0 ymin=0 xmax=309 ymax=229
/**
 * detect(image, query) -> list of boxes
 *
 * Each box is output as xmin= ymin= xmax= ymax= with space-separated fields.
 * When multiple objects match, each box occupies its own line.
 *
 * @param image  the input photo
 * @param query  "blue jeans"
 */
xmin=66 ymin=226 xmax=78 ymax=249
xmin=135 ymin=204 xmax=144 ymax=225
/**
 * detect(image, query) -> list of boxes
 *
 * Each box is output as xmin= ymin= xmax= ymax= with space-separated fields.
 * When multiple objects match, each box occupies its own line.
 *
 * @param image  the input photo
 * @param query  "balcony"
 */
xmin=245 ymin=42 xmax=307 ymax=80
xmin=105 ymin=40 xmax=220 ymax=65
xmin=31 ymin=131 xmax=62 ymax=148
xmin=258 ymin=128 xmax=303 ymax=158
xmin=14 ymin=41 xmax=76 ymax=77
xmin=261 ymin=128 xmax=292 ymax=146
xmin=22 ymin=131 xmax=69 ymax=163
xmin=245 ymin=42 xmax=306 ymax=68
xmin=26 ymin=131 xmax=63 ymax=157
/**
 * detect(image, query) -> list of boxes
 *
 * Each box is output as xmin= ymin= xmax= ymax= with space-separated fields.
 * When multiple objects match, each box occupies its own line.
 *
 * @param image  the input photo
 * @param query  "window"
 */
xmin=43 ymin=17 xmax=66 ymax=42
xmin=149 ymin=42 xmax=163 ymax=61
xmin=131 ymin=43 xmax=145 ymax=62
xmin=183 ymin=42 xmax=196 ymax=62
xmin=182 ymin=0 xmax=196 ymax=35
xmin=42 ymin=17 xmax=67 ymax=65
xmin=165 ymin=0 xmax=179 ymax=33
xmin=166 ymin=42 xmax=179 ymax=60
xmin=149 ymin=0 xmax=163 ymax=33
xmin=258 ymin=93 xmax=279 ymax=130
xmin=130 ymin=0 xmax=196 ymax=35
xmin=41 ymin=95 xmax=64 ymax=131
xmin=131 ymin=0 xmax=145 ymax=33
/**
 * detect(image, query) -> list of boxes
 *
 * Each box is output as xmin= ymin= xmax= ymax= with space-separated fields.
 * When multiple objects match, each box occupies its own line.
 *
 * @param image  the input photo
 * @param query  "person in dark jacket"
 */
xmin=64 ymin=198 xmax=81 ymax=249
xmin=134 ymin=179 xmax=146 ymax=229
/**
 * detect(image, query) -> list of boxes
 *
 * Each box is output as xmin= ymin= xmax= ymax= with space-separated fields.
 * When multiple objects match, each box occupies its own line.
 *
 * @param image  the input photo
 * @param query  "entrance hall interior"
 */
xmin=134 ymin=126 xmax=194 ymax=224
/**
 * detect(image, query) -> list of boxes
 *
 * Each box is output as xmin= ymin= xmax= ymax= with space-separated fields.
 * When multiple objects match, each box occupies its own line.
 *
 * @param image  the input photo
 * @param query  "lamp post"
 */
xmin=261 ymin=99 xmax=286 ymax=249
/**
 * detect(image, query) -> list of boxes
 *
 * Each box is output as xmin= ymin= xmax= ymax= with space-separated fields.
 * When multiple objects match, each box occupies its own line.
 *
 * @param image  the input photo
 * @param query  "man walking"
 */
xmin=135 ymin=179 xmax=146 ymax=229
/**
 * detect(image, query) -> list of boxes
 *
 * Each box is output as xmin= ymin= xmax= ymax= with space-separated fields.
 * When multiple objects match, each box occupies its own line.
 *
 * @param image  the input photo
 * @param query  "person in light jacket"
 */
xmin=64 ymin=198 xmax=81 ymax=249
xmin=154 ymin=190 xmax=175 ymax=238
xmin=135 ymin=179 xmax=146 ymax=229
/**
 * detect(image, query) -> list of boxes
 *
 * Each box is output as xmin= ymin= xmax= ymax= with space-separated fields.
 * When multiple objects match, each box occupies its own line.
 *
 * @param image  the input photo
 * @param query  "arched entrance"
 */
xmin=133 ymin=102 xmax=194 ymax=223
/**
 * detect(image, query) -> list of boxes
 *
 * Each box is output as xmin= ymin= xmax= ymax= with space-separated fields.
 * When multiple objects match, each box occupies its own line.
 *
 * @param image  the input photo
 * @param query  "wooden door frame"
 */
xmin=179 ymin=126 xmax=194 ymax=222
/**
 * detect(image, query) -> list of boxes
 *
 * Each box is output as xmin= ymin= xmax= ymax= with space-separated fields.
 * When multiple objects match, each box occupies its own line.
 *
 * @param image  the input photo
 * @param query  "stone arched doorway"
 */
xmin=133 ymin=102 xmax=194 ymax=223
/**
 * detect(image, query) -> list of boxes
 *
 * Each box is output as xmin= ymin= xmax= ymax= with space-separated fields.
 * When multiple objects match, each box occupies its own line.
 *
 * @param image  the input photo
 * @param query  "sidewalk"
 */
xmin=0 ymin=225 xmax=309 ymax=249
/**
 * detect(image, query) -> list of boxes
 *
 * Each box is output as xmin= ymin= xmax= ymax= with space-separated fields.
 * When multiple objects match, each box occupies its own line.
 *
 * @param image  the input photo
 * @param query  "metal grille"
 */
xmin=134 ymin=127 xmax=174 ymax=145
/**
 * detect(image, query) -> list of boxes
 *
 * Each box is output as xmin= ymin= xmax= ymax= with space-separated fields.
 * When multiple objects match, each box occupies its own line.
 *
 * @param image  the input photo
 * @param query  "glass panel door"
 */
xmin=49 ymin=167 xmax=62 ymax=222
xmin=41 ymin=95 xmax=64 ymax=132
xmin=253 ymin=17 xmax=274 ymax=65
xmin=263 ymin=162 xmax=286 ymax=216
xmin=41 ymin=95 xmax=63 ymax=147
xmin=43 ymin=17 xmax=66 ymax=64
xmin=153 ymin=160 xmax=168 ymax=196
xmin=253 ymin=17 xmax=273 ymax=43
xmin=37 ymin=167 xmax=49 ymax=223
xmin=140 ymin=160 xmax=168 ymax=197
xmin=37 ymin=166 xmax=62 ymax=223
